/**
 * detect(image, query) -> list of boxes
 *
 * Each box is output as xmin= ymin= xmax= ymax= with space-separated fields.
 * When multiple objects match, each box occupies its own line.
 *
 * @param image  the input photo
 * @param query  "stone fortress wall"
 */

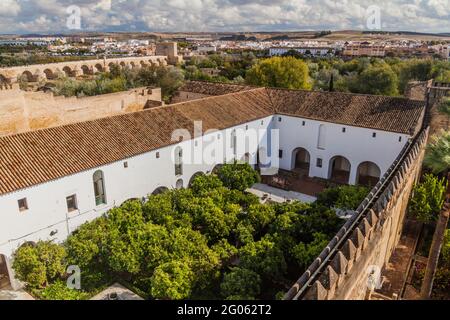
xmin=0 ymin=85 xmax=162 ymax=136
xmin=0 ymin=52 xmax=185 ymax=136
xmin=284 ymin=127 xmax=429 ymax=300
xmin=0 ymin=55 xmax=171 ymax=85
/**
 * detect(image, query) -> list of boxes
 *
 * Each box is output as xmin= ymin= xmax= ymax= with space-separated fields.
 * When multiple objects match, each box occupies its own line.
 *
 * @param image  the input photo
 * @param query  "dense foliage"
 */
xmin=183 ymin=53 xmax=450 ymax=97
xmin=40 ymin=64 xmax=184 ymax=103
xmin=216 ymin=162 xmax=261 ymax=191
xmin=245 ymin=57 xmax=312 ymax=90
xmin=408 ymin=174 xmax=447 ymax=223
xmin=12 ymin=164 xmax=351 ymax=300
xmin=12 ymin=241 xmax=66 ymax=289
xmin=316 ymin=185 xmax=370 ymax=211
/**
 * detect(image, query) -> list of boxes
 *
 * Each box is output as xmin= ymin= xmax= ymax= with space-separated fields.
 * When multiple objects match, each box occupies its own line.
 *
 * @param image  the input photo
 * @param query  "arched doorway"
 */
xmin=189 ymin=172 xmax=205 ymax=187
xmin=0 ymin=74 xmax=7 ymax=83
xmin=43 ymin=69 xmax=55 ymax=80
xmin=21 ymin=70 xmax=34 ymax=82
xmin=81 ymin=65 xmax=91 ymax=75
xmin=329 ymin=156 xmax=351 ymax=184
xmin=257 ymin=147 xmax=268 ymax=168
xmin=292 ymin=147 xmax=311 ymax=176
xmin=212 ymin=164 xmax=223 ymax=175
xmin=62 ymin=66 xmax=73 ymax=77
xmin=152 ymin=186 xmax=169 ymax=195
xmin=94 ymin=64 xmax=104 ymax=73
xmin=356 ymin=162 xmax=381 ymax=187
xmin=241 ymin=152 xmax=251 ymax=165
xmin=0 ymin=254 xmax=10 ymax=289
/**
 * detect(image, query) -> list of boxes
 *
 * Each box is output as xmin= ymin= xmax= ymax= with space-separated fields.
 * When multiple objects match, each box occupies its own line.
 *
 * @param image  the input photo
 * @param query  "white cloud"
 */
xmin=0 ymin=0 xmax=21 ymax=16
xmin=0 ymin=0 xmax=448 ymax=34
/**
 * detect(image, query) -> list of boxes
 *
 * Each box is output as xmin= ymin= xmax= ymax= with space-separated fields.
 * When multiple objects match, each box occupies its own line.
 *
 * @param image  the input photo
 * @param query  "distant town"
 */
xmin=0 ymin=31 xmax=449 ymax=66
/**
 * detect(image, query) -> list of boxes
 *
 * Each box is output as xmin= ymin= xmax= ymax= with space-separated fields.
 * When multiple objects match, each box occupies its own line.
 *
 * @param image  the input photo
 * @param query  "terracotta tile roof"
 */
xmin=0 ymin=88 xmax=272 ymax=196
xmin=0 ymin=85 xmax=426 ymax=196
xmin=178 ymin=80 xmax=256 ymax=96
xmin=267 ymin=88 xmax=425 ymax=135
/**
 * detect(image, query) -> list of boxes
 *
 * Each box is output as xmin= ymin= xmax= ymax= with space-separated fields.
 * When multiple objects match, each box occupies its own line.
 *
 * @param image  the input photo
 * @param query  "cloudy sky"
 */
xmin=0 ymin=0 xmax=449 ymax=34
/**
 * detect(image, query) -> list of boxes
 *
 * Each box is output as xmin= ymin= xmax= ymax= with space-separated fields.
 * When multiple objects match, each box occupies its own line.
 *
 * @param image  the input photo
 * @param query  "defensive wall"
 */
xmin=284 ymin=127 xmax=429 ymax=300
xmin=0 ymin=85 xmax=162 ymax=136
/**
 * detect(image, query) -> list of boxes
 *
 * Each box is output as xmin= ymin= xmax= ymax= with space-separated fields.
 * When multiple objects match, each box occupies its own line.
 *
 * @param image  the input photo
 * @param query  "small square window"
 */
xmin=18 ymin=198 xmax=28 ymax=212
xmin=316 ymin=158 xmax=323 ymax=168
xmin=217 ymin=134 xmax=221 ymax=140
xmin=302 ymin=121 xmax=306 ymax=126
xmin=123 ymin=161 xmax=128 ymax=168
xmin=195 ymin=141 xmax=198 ymax=147
xmin=278 ymin=117 xmax=282 ymax=122
xmin=342 ymin=127 xmax=346 ymax=133
xmin=279 ymin=150 xmax=283 ymax=158
xmin=372 ymin=132 xmax=377 ymax=138
xmin=399 ymin=136 xmax=402 ymax=142
xmin=156 ymin=152 xmax=160 ymax=159
xmin=245 ymin=125 xmax=249 ymax=130
xmin=66 ymin=194 xmax=78 ymax=212
xmin=261 ymin=120 xmax=264 ymax=125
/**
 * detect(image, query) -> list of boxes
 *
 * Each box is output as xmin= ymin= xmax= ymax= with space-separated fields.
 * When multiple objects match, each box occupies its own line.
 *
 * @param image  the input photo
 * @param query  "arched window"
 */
xmin=175 ymin=147 xmax=183 ymax=176
xmin=231 ymin=129 xmax=237 ymax=156
xmin=317 ymin=124 xmax=326 ymax=149
xmin=176 ymin=179 xmax=184 ymax=189
xmin=93 ymin=170 xmax=106 ymax=206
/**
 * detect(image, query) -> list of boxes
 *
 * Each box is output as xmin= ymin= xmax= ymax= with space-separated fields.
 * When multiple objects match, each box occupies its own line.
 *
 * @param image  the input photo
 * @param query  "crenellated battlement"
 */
xmin=284 ymin=127 xmax=429 ymax=300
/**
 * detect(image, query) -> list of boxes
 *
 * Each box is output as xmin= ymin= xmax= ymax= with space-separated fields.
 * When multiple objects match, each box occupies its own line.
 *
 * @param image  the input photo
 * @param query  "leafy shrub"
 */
xmin=150 ymin=261 xmax=194 ymax=300
xmin=409 ymin=174 xmax=447 ymax=223
xmin=12 ymin=241 xmax=67 ymax=288
xmin=316 ymin=185 xmax=369 ymax=210
xmin=291 ymin=232 xmax=329 ymax=269
xmin=37 ymin=281 xmax=89 ymax=300
xmin=239 ymin=236 xmax=287 ymax=279
xmin=217 ymin=163 xmax=260 ymax=191
xmin=220 ymin=268 xmax=261 ymax=299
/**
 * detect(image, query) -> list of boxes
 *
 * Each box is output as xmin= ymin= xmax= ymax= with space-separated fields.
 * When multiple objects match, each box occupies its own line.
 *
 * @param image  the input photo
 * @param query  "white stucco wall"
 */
xmin=0 ymin=114 xmax=411 ymax=260
xmin=274 ymin=115 xmax=410 ymax=183
xmin=0 ymin=116 xmax=273 ymax=258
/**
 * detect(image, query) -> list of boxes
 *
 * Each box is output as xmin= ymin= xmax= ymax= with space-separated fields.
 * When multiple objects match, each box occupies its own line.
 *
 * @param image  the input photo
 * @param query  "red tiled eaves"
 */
xmin=0 ymin=86 xmax=425 ymax=196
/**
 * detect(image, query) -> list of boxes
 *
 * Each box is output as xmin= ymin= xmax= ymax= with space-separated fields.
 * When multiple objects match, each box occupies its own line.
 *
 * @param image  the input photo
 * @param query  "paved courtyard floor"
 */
xmin=0 ymin=289 xmax=34 ymax=300
xmin=247 ymin=183 xmax=317 ymax=203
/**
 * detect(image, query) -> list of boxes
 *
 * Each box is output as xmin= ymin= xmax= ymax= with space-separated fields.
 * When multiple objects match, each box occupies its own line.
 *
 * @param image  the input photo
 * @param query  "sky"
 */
xmin=0 ymin=0 xmax=449 ymax=34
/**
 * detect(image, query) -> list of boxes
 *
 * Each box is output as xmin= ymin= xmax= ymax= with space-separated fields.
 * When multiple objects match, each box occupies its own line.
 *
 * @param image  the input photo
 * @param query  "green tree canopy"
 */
xmin=217 ymin=163 xmax=260 ymax=191
xmin=246 ymin=56 xmax=312 ymax=90
xmin=220 ymin=267 xmax=261 ymax=299
xmin=408 ymin=174 xmax=447 ymax=223
xmin=12 ymin=241 xmax=67 ymax=288
xmin=291 ymin=232 xmax=329 ymax=269
xmin=150 ymin=260 xmax=194 ymax=300
xmin=351 ymin=63 xmax=399 ymax=96
xmin=239 ymin=236 xmax=287 ymax=279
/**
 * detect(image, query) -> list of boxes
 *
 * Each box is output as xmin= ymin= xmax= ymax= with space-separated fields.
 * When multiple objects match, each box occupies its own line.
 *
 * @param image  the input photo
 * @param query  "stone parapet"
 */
xmin=284 ymin=127 xmax=429 ymax=300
